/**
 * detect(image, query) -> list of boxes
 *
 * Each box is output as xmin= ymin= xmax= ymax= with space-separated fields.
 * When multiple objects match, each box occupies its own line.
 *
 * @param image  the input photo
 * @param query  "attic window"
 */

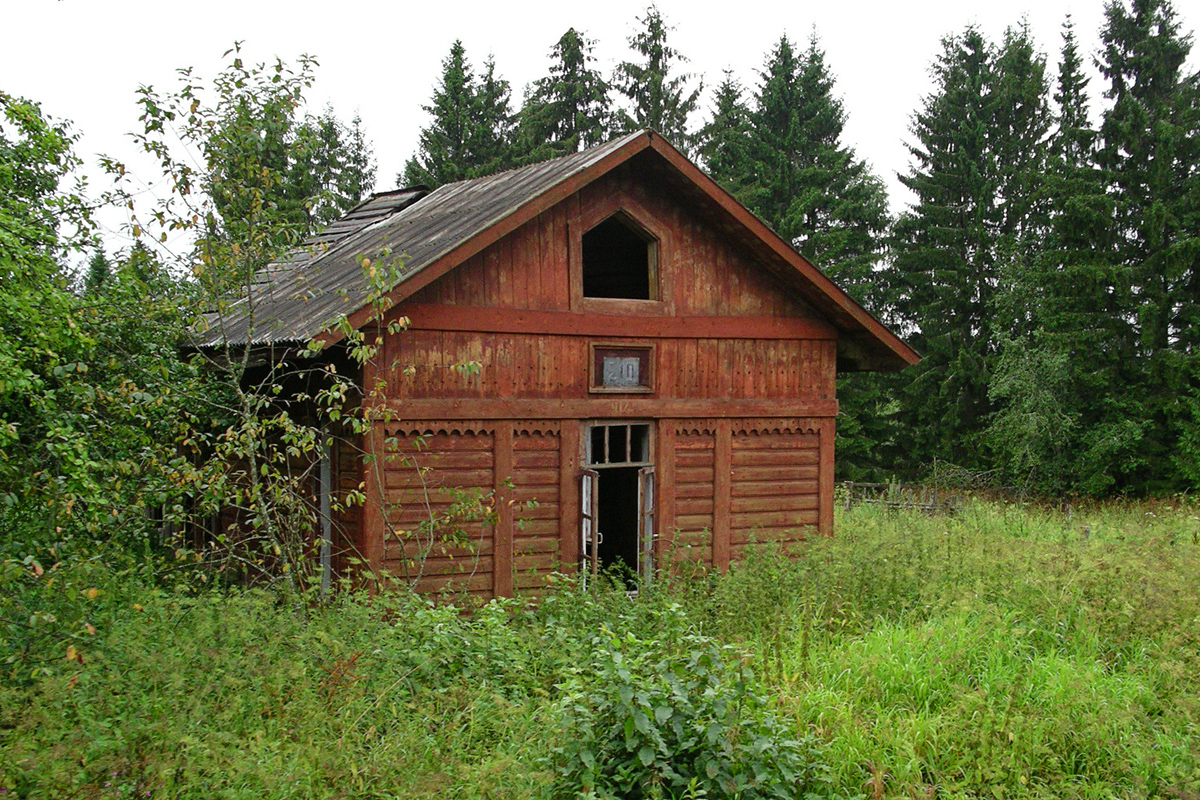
xmin=582 ymin=214 xmax=657 ymax=300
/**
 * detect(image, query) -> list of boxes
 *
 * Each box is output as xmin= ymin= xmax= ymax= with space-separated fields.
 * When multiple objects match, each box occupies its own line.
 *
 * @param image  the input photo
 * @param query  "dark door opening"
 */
xmin=596 ymin=466 xmax=640 ymax=583
xmin=580 ymin=422 xmax=656 ymax=588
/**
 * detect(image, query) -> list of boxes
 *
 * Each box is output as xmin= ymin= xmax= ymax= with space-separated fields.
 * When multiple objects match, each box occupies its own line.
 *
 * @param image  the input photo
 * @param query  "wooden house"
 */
xmin=206 ymin=130 xmax=918 ymax=598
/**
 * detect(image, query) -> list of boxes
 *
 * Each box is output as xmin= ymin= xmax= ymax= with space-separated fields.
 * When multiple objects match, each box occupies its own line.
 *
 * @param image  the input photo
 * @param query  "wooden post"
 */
xmin=713 ymin=419 xmax=732 ymax=571
xmin=656 ymin=422 xmax=676 ymax=564
xmin=493 ymin=425 xmax=514 ymax=598
xmin=819 ymin=417 xmax=836 ymax=536
xmin=360 ymin=326 xmax=387 ymax=589
xmin=558 ymin=422 xmax=581 ymax=570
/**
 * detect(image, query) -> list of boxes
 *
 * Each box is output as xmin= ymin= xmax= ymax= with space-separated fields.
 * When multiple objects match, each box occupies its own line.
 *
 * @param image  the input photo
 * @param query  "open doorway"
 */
xmin=581 ymin=422 xmax=655 ymax=587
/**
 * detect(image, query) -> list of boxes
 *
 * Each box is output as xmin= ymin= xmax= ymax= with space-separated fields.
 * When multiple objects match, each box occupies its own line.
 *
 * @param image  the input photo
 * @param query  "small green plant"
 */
xmin=547 ymin=626 xmax=833 ymax=800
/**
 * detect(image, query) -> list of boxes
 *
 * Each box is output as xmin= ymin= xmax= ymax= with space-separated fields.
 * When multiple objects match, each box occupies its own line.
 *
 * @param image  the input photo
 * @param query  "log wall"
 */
xmin=352 ymin=158 xmax=842 ymax=599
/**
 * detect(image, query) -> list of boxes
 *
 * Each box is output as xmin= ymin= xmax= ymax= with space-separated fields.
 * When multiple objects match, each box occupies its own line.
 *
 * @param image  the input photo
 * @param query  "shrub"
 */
xmin=547 ymin=626 xmax=835 ymax=800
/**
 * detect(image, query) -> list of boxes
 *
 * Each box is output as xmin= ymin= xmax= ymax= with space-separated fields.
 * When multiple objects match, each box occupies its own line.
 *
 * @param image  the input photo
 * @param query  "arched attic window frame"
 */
xmin=581 ymin=211 xmax=659 ymax=301
xmin=571 ymin=200 xmax=669 ymax=314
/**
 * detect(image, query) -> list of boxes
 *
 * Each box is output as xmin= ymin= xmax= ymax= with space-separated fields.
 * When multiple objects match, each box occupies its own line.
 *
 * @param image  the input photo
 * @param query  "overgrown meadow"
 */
xmin=3 ymin=501 xmax=1199 ymax=799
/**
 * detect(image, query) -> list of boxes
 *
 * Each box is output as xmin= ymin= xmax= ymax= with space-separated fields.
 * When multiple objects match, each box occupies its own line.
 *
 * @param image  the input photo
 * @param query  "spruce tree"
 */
xmin=743 ymin=34 xmax=896 ymax=479
xmin=515 ymin=28 xmax=612 ymax=161
xmin=747 ymin=34 xmax=890 ymax=297
xmin=339 ymin=113 xmax=377 ymax=210
xmin=291 ymin=107 xmax=377 ymax=230
xmin=1095 ymin=0 xmax=1200 ymax=489
xmin=404 ymin=44 xmax=514 ymax=188
xmin=612 ymin=5 xmax=701 ymax=152
xmin=83 ymin=248 xmax=112 ymax=295
xmin=697 ymin=70 xmax=756 ymax=205
xmin=468 ymin=57 xmax=515 ymax=176
xmin=890 ymin=28 xmax=1012 ymax=471
xmin=987 ymin=18 xmax=1123 ymax=493
xmin=403 ymin=41 xmax=477 ymax=187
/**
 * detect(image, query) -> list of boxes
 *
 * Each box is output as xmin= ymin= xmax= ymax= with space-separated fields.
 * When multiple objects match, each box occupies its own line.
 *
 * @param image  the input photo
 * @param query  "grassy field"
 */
xmin=2 ymin=500 xmax=1199 ymax=798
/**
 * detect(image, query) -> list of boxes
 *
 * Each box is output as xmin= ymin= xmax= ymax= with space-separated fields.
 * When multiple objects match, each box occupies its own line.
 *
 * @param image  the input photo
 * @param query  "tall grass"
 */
xmin=3 ymin=499 xmax=1198 ymax=798
xmin=699 ymin=501 xmax=1200 ymax=799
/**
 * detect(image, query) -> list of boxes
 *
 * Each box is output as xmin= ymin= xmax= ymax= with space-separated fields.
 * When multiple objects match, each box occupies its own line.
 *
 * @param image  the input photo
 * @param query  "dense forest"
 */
xmin=2 ymin=0 xmax=1199 ymax=579
xmin=395 ymin=2 xmax=1200 ymax=497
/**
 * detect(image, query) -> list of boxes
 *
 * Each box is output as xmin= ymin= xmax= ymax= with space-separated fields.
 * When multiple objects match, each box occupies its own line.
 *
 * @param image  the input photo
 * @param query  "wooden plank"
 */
xmin=656 ymin=422 xmax=676 ymax=562
xmin=731 ymin=509 xmax=820 ymax=529
xmin=558 ymin=422 xmax=580 ymax=569
xmin=732 ymin=435 xmax=820 ymax=450
xmin=493 ymin=426 xmax=514 ymax=597
xmin=567 ymin=214 xmax=582 ymax=312
xmin=387 ymin=468 xmax=494 ymax=489
xmin=386 ymin=398 xmax=839 ymax=419
xmin=395 ymin=304 xmax=838 ymax=340
xmin=385 ymin=536 xmax=494 ymax=559
xmin=412 ymin=572 xmax=493 ymax=595
xmin=360 ymin=328 xmax=387 ymax=588
xmin=389 ymin=554 xmax=495 ymax=577
xmin=730 ymin=449 xmax=820 ymax=467
xmin=731 ymin=494 xmax=819 ymax=514
xmin=361 ymin=422 xmax=386 ymax=584
xmin=731 ymin=478 xmax=819 ymax=497
xmin=819 ymin=418 xmax=835 ymax=536
xmin=713 ymin=420 xmax=732 ymax=572
xmin=676 ymin=498 xmax=715 ymax=515
xmin=730 ymin=465 xmax=820 ymax=482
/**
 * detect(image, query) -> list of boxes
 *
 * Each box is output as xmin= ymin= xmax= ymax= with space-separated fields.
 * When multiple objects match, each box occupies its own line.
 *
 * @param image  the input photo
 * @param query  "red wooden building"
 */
xmin=208 ymin=130 xmax=917 ymax=597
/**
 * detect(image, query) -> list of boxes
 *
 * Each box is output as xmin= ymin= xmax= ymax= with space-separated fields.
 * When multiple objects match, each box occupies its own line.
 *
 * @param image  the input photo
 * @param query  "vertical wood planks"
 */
xmin=360 ymin=327 xmax=386 ymax=586
xmin=493 ymin=426 xmax=514 ymax=596
xmin=713 ymin=419 xmax=732 ymax=572
xmin=819 ymin=417 xmax=835 ymax=536
xmin=558 ymin=422 xmax=580 ymax=568
xmin=656 ymin=422 xmax=676 ymax=563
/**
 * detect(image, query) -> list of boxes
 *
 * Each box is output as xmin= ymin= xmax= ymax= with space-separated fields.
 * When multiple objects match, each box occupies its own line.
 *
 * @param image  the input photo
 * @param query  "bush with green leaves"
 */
xmin=547 ymin=625 xmax=835 ymax=800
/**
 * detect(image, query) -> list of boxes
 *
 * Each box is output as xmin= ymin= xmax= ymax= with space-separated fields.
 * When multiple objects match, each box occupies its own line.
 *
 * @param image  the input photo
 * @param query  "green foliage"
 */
xmin=745 ymin=33 xmax=891 ymax=293
xmin=515 ymin=28 xmax=612 ymax=162
xmin=890 ymin=24 xmax=1050 ymax=475
xmin=611 ymin=5 xmax=701 ymax=153
xmin=114 ymin=44 xmax=375 ymax=299
xmin=697 ymin=70 xmax=755 ymax=203
xmin=403 ymin=42 xmax=515 ymax=188
xmin=4 ymin=502 xmax=1200 ymax=799
xmin=0 ymin=92 xmax=196 ymax=561
xmin=549 ymin=627 xmax=832 ymax=800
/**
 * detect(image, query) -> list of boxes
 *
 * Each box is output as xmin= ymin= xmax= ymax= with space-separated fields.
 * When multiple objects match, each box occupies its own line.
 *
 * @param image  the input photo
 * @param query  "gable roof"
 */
xmin=199 ymin=130 xmax=918 ymax=371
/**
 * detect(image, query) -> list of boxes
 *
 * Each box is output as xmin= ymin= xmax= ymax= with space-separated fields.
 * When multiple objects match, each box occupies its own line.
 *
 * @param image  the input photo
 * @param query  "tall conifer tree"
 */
xmin=698 ymin=70 xmax=755 ymax=203
xmin=515 ymin=29 xmax=612 ymax=162
xmin=748 ymin=34 xmax=890 ymax=297
xmin=987 ymin=19 xmax=1124 ymax=493
xmin=743 ymin=34 xmax=896 ymax=479
xmin=890 ymin=26 xmax=1050 ymax=471
xmin=404 ymin=43 xmax=515 ymax=187
xmin=403 ymin=41 xmax=477 ymax=187
xmin=612 ymin=5 xmax=701 ymax=152
xmin=1095 ymin=0 xmax=1200 ymax=488
xmin=468 ymin=57 xmax=515 ymax=176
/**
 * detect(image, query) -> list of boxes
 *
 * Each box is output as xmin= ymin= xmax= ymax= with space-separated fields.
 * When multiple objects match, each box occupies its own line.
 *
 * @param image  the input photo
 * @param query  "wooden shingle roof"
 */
xmin=199 ymin=130 xmax=917 ymax=371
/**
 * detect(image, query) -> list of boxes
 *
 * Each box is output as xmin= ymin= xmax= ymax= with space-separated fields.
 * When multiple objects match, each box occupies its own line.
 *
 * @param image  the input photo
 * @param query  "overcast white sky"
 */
xmin=5 ymin=0 xmax=1196 ymax=255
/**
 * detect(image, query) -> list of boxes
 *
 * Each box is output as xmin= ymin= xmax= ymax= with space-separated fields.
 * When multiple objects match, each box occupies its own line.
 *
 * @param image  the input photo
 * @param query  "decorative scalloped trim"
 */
xmin=674 ymin=419 xmax=719 ymax=436
xmin=385 ymin=422 xmax=496 ymax=437
xmin=513 ymin=421 xmax=561 ymax=437
xmin=733 ymin=418 xmax=822 ymax=436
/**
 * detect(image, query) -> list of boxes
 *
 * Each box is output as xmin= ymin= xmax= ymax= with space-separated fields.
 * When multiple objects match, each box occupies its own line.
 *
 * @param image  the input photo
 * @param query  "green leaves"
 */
xmin=547 ymin=621 xmax=828 ymax=799
xmin=402 ymin=43 xmax=514 ymax=188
